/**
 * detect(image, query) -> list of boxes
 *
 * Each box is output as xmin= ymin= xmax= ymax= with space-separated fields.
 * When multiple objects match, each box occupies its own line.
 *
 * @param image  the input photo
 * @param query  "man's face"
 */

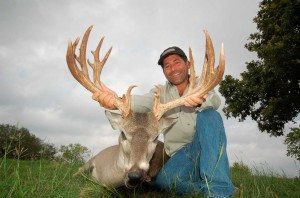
xmin=162 ymin=54 xmax=190 ymax=85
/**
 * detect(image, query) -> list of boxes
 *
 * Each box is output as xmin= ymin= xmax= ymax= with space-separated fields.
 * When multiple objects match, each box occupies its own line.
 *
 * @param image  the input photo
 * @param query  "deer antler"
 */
xmin=66 ymin=26 xmax=135 ymax=118
xmin=152 ymin=30 xmax=225 ymax=120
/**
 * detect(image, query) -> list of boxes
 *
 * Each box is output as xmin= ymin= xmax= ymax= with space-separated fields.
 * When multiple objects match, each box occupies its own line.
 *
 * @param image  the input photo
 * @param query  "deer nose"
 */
xmin=128 ymin=171 xmax=142 ymax=181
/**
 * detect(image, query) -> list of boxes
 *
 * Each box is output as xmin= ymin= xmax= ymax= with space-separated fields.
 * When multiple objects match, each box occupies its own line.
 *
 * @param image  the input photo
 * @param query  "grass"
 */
xmin=0 ymin=158 xmax=83 ymax=197
xmin=231 ymin=162 xmax=300 ymax=197
xmin=0 ymin=158 xmax=299 ymax=198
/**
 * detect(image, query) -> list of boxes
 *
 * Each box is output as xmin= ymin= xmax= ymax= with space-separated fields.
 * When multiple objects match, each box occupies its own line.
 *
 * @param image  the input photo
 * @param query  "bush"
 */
xmin=231 ymin=162 xmax=251 ymax=175
xmin=56 ymin=143 xmax=91 ymax=164
xmin=0 ymin=124 xmax=57 ymax=160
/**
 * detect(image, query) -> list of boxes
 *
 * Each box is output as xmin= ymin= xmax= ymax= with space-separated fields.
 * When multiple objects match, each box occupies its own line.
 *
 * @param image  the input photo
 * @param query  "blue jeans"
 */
xmin=155 ymin=109 xmax=235 ymax=197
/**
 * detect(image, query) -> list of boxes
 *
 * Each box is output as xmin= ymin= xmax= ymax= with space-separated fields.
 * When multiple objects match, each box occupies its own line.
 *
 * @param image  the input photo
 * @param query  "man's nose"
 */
xmin=170 ymin=64 xmax=176 ymax=71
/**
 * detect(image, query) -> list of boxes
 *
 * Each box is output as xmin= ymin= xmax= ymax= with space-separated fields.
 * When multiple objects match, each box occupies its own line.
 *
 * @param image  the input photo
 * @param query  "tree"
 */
xmin=285 ymin=127 xmax=300 ymax=161
xmin=0 ymin=124 xmax=56 ymax=160
xmin=57 ymin=143 xmax=91 ymax=164
xmin=219 ymin=0 xmax=300 ymax=159
xmin=40 ymin=143 xmax=57 ymax=160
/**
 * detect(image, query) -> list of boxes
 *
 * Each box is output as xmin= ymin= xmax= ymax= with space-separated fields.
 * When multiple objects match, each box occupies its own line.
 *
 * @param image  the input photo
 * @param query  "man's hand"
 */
xmin=92 ymin=82 xmax=118 ymax=110
xmin=184 ymin=93 xmax=208 ymax=107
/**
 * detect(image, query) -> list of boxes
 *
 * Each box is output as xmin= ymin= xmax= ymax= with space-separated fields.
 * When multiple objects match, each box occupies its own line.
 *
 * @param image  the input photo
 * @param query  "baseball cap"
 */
xmin=157 ymin=46 xmax=187 ymax=66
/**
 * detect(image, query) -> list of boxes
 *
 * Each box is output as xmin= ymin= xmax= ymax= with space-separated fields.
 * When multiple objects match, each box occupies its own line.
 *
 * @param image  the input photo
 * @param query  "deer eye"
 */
xmin=121 ymin=131 xmax=127 ymax=140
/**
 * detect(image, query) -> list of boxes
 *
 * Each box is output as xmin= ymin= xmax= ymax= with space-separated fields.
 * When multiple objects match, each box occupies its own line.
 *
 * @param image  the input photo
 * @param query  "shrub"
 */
xmin=56 ymin=143 xmax=91 ymax=164
xmin=0 ymin=124 xmax=57 ymax=160
xmin=231 ymin=162 xmax=251 ymax=175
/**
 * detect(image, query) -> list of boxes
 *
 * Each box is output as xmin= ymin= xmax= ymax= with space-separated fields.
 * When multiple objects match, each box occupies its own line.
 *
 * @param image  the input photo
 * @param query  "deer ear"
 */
xmin=158 ymin=116 xmax=177 ymax=134
xmin=105 ymin=110 xmax=123 ymax=130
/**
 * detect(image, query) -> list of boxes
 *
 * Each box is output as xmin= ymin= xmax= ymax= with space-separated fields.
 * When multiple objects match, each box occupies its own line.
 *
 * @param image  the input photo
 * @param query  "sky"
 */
xmin=0 ymin=0 xmax=299 ymax=177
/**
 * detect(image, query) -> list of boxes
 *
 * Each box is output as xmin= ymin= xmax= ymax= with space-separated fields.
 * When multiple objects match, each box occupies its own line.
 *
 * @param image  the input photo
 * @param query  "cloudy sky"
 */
xmin=1 ymin=0 xmax=299 ymax=177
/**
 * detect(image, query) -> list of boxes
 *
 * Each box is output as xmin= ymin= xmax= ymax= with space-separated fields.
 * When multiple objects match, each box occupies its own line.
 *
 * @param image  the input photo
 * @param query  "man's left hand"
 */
xmin=184 ymin=93 xmax=208 ymax=107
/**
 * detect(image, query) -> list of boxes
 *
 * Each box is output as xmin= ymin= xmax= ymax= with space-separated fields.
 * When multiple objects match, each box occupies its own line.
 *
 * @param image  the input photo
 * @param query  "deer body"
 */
xmin=89 ymin=145 xmax=124 ymax=187
xmin=66 ymin=26 xmax=225 ymax=188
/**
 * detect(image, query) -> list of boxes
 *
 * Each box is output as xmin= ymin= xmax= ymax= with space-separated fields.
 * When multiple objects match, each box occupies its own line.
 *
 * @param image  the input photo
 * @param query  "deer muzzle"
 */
xmin=125 ymin=165 xmax=151 ymax=188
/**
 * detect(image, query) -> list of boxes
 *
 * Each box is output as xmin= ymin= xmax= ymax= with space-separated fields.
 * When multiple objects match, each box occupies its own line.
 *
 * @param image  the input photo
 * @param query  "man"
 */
xmin=93 ymin=46 xmax=235 ymax=197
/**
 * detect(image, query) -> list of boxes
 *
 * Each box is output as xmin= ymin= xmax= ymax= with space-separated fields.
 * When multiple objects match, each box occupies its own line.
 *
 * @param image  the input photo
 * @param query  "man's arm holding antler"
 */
xmin=92 ymin=82 xmax=118 ymax=110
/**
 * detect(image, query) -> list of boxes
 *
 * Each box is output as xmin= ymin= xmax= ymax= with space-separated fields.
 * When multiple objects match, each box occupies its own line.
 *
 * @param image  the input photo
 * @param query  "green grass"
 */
xmin=0 ymin=158 xmax=83 ymax=197
xmin=0 ymin=158 xmax=170 ymax=198
xmin=0 ymin=158 xmax=299 ymax=197
xmin=231 ymin=162 xmax=300 ymax=197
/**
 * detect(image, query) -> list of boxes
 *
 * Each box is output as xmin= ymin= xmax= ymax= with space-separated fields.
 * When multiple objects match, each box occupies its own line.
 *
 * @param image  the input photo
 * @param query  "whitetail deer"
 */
xmin=66 ymin=26 xmax=225 ymax=188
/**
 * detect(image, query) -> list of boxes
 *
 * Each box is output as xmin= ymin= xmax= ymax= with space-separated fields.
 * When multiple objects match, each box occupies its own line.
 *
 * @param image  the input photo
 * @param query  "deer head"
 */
xmin=66 ymin=26 xmax=224 ymax=188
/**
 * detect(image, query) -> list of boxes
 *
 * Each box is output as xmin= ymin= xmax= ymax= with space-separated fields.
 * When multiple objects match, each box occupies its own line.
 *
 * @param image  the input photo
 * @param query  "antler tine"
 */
xmin=79 ymin=25 xmax=93 ymax=80
xmin=204 ymin=30 xmax=215 ymax=81
xmin=87 ymin=36 xmax=113 ymax=88
xmin=88 ymin=37 xmax=104 ymax=87
xmin=197 ymin=30 xmax=215 ymax=88
xmin=152 ymin=86 xmax=161 ymax=117
xmin=115 ymin=85 xmax=137 ymax=118
xmin=99 ymin=46 xmax=113 ymax=85
xmin=152 ymin=85 xmax=184 ymax=120
xmin=212 ymin=42 xmax=225 ymax=87
xmin=152 ymin=31 xmax=225 ymax=120
xmin=188 ymin=47 xmax=196 ymax=91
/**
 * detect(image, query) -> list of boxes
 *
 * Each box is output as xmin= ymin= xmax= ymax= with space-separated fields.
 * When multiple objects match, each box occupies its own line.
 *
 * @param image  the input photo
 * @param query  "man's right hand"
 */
xmin=92 ymin=82 xmax=118 ymax=110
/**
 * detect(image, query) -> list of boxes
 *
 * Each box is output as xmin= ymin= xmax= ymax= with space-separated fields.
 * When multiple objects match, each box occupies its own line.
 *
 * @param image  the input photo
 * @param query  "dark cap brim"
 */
xmin=158 ymin=46 xmax=187 ymax=66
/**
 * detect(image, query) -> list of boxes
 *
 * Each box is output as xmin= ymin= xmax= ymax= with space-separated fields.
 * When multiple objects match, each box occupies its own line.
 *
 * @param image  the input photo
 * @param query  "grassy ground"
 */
xmin=0 ymin=158 xmax=299 ymax=198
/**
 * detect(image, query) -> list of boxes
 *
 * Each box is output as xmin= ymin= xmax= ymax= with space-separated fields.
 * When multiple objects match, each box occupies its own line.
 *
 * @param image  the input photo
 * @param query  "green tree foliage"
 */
xmin=0 ymin=124 xmax=57 ymax=160
xmin=219 ymin=0 xmax=300 ymax=160
xmin=284 ymin=127 xmax=300 ymax=160
xmin=57 ymin=143 xmax=91 ymax=164
xmin=219 ymin=0 xmax=299 ymax=136
xmin=41 ymin=143 xmax=57 ymax=160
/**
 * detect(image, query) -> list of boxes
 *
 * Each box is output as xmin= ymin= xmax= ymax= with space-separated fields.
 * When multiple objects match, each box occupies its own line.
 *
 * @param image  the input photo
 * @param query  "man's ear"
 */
xmin=187 ymin=60 xmax=191 ymax=69
xmin=105 ymin=110 xmax=123 ymax=130
xmin=158 ymin=116 xmax=177 ymax=133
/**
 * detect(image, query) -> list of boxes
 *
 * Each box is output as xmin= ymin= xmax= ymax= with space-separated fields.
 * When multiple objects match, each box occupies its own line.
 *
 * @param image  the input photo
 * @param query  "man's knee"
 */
xmin=197 ymin=108 xmax=222 ymax=125
xmin=195 ymin=108 xmax=226 ymax=142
